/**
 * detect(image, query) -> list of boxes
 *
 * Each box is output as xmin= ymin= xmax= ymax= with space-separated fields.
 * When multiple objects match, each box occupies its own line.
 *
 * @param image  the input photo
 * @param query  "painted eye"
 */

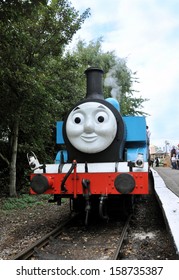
xmin=72 ymin=113 xmax=84 ymax=124
xmin=95 ymin=112 xmax=108 ymax=123
xmin=98 ymin=116 xmax=105 ymax=123
xmin=74 ymin=117 xmax=81 ymax=124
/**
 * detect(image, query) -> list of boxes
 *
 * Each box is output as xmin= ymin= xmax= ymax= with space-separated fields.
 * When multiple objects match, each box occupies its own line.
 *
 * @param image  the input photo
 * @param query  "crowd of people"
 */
xmin=150 ymin=157 xmax=159 ymax=167
xmin=170 ymin=146 xmax=179 ymax=169
xmin=150 ymin=146 xmax=179 ymax=169
xmin=146 ymin=126 xmax=179 ymax=169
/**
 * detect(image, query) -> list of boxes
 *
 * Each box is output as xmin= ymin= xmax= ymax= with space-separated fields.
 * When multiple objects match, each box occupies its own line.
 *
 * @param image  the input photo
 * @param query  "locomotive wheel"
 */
xmin=106 ymin=195 xmax=135 ymax=219
xmin=124 ymin=195 xmax=135 ymax=214
xmin=71 ymin=197 xmax=86 ymax=212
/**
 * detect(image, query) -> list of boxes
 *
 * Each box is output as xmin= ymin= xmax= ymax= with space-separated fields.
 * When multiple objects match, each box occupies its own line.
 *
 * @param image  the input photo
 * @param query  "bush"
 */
xmin=1 ymin=194 xmax=51 ymax=210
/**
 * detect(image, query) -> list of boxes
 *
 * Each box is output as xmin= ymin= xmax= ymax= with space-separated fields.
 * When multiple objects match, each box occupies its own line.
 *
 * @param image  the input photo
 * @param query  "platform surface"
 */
xmin=153 ymin=167 xmax=179 ymax=197
xmin=151 ymin=167 xmax=179 ymax=256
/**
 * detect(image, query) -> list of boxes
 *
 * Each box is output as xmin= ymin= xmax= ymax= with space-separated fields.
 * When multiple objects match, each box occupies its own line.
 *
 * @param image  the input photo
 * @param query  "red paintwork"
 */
xmin=30 ymin=171 xmax=148 ymax=196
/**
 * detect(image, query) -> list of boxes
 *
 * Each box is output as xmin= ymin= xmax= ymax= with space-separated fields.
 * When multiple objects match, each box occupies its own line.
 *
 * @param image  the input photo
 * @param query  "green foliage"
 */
xmin=70 ymin=39 xmax=149 ymax=115
xmin=1 ymin=194 xmax=67 ymax=210
xmin=0 ymin=0 xmax=90 ymax=194
xmin=0 ymin=0 xmax=149 ymax=196
xmin=1 ymin=194 xmax=50 ymax=210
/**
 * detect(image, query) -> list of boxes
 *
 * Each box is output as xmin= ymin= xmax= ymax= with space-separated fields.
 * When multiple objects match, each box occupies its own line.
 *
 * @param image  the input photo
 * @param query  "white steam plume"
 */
xmin=104 ymin=68 xmax=121 ymax=100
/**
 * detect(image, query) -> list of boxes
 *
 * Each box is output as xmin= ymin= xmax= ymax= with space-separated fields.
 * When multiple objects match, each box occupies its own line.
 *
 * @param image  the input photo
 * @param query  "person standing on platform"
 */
xmin=170 ymin=146 xmax=176 ymax=157
xmin=176 ymin=146 xmax=179 ymax=169
xmin=155 ymin=157 xmax=159 ymax=167
xmin=171 ymin=154 xmax=177 ymax=169
xmin=146 ymin=126 xmax=151 ymax=145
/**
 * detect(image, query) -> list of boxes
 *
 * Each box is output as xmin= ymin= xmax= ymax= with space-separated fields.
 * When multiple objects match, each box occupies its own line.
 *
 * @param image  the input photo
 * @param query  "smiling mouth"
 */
xmin=80 ymin=134 xmax=98 ymax=142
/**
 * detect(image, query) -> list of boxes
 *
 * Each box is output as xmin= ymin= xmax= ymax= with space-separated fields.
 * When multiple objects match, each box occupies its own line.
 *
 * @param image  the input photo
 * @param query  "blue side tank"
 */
xmin=123 ymin=116 xmax=148 ymax=162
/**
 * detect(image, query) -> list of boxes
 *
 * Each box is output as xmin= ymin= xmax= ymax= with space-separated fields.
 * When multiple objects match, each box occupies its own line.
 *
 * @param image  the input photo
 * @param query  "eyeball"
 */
xmin=95 ymin=111 xmax=108 ymax=124
xmin=72 ymin=113 xmax=84 ymax=124
xmin=74 ymin=117 xmax=81 ymax=124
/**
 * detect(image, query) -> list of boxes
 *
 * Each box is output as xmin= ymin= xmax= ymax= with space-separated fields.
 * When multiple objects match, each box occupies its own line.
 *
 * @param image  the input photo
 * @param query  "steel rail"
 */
xmin=111 ymin=214 xmax=132 ymax=260
xmin=13 ymin=215 xmax=78 ymax=260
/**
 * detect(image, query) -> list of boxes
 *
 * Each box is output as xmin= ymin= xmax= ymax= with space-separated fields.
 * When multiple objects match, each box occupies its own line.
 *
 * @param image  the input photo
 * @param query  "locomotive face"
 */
xmin=66 ymin=102 xmax=117 ymax=153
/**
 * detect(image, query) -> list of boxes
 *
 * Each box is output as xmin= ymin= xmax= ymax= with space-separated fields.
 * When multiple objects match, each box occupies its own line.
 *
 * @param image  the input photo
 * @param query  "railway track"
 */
xmin=11 ymin=193 xmax=177 ymax=260
xmin=111 ymin=214 xmax=132 ymax=259
xmin=13 ymin=215 xmax=78 ymax=260
xmin=13 ymin=214 xmax=132 ymax=260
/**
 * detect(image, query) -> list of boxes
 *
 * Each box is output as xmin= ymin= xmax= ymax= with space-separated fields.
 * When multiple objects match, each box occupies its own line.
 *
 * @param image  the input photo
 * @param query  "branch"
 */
xmin=0 ymin=152 xmax=9 ymax=166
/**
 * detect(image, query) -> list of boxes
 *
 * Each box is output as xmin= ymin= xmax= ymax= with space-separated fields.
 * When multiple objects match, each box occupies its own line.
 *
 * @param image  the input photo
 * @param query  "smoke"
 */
xmin=104 ymin=67 xmax=121 ymax=100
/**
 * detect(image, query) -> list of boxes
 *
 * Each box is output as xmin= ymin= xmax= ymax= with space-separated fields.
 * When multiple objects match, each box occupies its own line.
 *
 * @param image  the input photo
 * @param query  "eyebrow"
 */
xmin=98 ymin=105 xmax=107 ymax=110
xmin=73 ymin=106 xmax=80 ymax=111
xmin=73 ymin=104 xmax=107 ymax=111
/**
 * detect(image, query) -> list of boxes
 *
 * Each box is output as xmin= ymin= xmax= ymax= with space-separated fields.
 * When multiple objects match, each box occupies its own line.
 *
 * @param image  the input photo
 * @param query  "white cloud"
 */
xmin=70 ymin=0 xmax=179 ymax=147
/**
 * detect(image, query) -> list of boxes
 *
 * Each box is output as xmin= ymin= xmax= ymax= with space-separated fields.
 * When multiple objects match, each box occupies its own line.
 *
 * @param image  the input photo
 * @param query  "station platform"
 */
xmin=153 ymin=167 xmax=179 ymax=197
xmin=151 ymin=167 xmax=179 ymax=256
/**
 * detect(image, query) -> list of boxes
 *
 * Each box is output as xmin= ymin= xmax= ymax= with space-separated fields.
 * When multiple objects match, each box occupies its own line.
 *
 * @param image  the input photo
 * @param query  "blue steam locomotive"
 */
xmin=28 ymin=67 xmax=149 ymax=224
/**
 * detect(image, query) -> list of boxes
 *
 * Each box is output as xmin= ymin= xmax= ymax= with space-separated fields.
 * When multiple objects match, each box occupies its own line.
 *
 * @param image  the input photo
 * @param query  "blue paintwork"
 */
xmin=123 ymin=116 xmax=147 ymax=142
xmin=56 ymin=121 xmax=64 ymax=144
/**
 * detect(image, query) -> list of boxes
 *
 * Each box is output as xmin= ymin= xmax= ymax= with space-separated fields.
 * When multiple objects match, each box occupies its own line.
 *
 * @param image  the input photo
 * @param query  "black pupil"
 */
xmin=98 ymin=116 xmax=104 ymax=123
xmin=74 ymin=117 xmax=81 ymax=124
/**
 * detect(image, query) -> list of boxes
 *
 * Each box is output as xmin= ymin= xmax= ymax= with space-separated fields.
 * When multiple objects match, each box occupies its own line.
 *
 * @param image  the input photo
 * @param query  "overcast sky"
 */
xmin=70 ymin=0 xmax=179 ymax=149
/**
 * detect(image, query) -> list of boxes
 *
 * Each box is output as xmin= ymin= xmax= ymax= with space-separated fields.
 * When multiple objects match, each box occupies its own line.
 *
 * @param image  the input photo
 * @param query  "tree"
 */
xmin=104 ymin=60 xmax=149 ymax=116
xmin=69 ymin=38 xmax=148 ymax=115
xmin=0 ymin=0 xmax=90 ymax=196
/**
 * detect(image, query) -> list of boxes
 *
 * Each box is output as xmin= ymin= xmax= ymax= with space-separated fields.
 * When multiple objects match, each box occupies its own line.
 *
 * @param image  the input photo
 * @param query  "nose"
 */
xmin=84 ymin=118 xmax=94 ymax=133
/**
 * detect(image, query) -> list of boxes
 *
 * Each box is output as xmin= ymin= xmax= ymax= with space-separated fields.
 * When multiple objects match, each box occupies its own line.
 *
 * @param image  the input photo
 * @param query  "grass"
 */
xmin=1 ymin=194 xmax=51 ymax=210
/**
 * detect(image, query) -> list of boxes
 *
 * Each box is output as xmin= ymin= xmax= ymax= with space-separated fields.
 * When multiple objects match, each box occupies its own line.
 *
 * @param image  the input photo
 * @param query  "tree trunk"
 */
xmin=9 ymin=118 xmax=19 ymax=197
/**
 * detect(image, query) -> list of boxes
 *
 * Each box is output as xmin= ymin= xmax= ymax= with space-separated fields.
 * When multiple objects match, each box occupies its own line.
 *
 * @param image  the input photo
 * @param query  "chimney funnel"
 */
xmin=85 ymin=67 xmax=104 ymax=99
